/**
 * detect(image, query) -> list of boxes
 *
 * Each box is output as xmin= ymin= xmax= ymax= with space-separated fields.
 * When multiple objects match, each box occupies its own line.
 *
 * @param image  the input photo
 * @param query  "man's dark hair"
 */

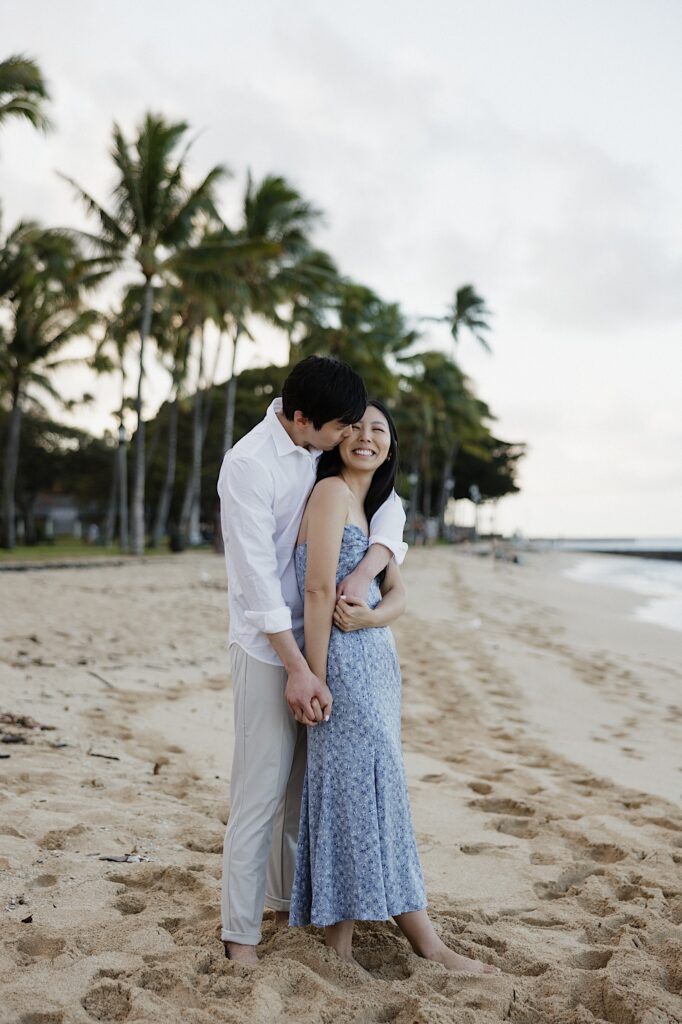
xmin=281 ymin=355 xmax=367 ymax=430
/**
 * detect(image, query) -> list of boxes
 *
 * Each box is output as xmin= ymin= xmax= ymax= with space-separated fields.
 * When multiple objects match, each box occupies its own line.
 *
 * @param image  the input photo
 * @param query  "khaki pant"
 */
xmin=220 ymin=643 xmax=307 ymax=944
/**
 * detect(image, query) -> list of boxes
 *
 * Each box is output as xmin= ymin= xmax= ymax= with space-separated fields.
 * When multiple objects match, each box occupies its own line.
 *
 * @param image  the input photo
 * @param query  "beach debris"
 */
xmin=87 ymin=750 xmax=120 ymax=761
xmin=0 ymin=753 xmax=10 ymax=758
xmin=12 ymin=652 xmax=55 ymax=667
xmin=1 ymin=734 xmax=27 ymax=744
xmin=0 ymin=712 xmax=56 ymax=731
xmin=6 ymin=894 xmax=28 ymax=912
xmin=21 ymin=914 xmax=33 ymax=923
xmin=98 ymin=853 xmax=150 ymax=863
xmin=87 ymin=669 xmax=115 ymax=689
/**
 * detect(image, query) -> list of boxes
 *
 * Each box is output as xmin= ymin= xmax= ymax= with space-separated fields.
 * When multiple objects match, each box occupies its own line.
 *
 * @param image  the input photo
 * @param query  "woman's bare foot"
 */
xmin=420 ymin=941 xmax=502 ymax=975
xmin=323 ymin=920 xmax=369 ymax=973
xmin=393 ymin=909 xmax=502 ymax=976
xmin=223 ymin=940 xmax=259 ymax=965
xmin=324 ymin=941 xmax=370 ymax=974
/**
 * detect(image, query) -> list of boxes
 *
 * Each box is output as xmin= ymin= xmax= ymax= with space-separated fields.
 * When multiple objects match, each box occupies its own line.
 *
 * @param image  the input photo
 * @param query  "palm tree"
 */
xmin=220 ymin=173 xmax=325 ymax=455
xmin=61 ymin=113 xmax=229 ymax=553
xmin=293 ymin=280 xmax=417 ymax=398
xmin=134 ymin=282 xmax=193 ymax=549
xmin=425 ymin=284 xmax=493 ymax=353
xmin=96 ymin=285 xmax=158 ymax=548
xmin=278 ymin=248 xmax=340 ymax=362
xmin=396 ymin=351 xmax=492 ymax=538
xmin=0 ymin=222 xmax=99 ymax=548
xmin=0 ymin=54 xmax=51 ymax=134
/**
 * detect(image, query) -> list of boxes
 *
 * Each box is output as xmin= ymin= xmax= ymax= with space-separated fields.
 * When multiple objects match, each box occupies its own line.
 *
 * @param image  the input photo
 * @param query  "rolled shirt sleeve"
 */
xmin=369 ymin=490 xmax=408 ymax=565
xmin=218 ymin=455 xmax=293 ymax=634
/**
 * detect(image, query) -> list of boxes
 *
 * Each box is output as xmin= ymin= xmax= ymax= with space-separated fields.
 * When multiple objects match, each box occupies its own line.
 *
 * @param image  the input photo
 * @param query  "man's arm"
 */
xmin=218 ymin=456 xmax=330 ymax=725
xmin=333 ymin=560 xmax=407 ymax=631
xmin=219 ymin=456 xmax=292 ymax=632
xmin=336 ymin=490 xmax=408 ymax=601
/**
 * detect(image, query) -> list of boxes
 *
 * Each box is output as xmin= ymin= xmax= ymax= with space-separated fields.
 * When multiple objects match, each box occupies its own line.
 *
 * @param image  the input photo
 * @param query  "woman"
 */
xmin=288 ymin=400 xmax=502 ymax=975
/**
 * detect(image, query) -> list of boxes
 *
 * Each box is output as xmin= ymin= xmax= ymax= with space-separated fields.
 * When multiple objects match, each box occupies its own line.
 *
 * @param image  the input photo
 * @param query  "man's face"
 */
xmin=309 ymin=418 xmax=355 ymax=451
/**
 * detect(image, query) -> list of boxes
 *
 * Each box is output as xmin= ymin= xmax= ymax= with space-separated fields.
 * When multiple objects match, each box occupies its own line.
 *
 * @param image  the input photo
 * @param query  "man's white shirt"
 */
xmin=217 ymin=397 xmax=408 ymax=666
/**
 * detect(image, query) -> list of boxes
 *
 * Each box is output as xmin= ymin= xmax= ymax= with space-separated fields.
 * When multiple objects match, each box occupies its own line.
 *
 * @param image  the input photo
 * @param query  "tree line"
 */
xmin=0 ymin=54 xmax=526 ymax=552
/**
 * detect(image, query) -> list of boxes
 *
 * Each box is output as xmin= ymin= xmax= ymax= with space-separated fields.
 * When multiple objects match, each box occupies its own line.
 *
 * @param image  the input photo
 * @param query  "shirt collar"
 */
xmin=266 ymin=398 xmax=323 ymax=460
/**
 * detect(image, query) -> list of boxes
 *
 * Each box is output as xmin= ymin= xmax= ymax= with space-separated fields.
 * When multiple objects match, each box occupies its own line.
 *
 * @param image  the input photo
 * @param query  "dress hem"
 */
xmin=289 ymin=899 xmax=428 ymax=929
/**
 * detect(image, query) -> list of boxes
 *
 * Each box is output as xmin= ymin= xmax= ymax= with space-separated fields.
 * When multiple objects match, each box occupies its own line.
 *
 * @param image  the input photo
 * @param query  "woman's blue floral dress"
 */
xmin=288 ymin=523 xmax=427 ymax=928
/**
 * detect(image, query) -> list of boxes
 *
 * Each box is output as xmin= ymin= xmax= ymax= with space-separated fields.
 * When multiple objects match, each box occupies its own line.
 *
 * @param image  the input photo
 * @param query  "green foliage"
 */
xmin=291 ymin=281 xmax=417 ymax=399
xmin=0 ymin=54 xmax=52 ymax=134
xmin=0 ymin=92 xmax=526 ymax=546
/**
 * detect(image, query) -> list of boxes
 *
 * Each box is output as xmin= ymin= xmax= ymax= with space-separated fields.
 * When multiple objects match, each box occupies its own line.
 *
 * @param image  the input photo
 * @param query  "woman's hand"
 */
xmin=333 ymin=595 xmax=375 ymax=631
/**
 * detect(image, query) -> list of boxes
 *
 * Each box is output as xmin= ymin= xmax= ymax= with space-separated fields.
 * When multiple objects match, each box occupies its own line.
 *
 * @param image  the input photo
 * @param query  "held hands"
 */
xmin=333 ymin=594 xmax=374 ymax=631
xmin=285 ymin=663 xmax=333 ymax=727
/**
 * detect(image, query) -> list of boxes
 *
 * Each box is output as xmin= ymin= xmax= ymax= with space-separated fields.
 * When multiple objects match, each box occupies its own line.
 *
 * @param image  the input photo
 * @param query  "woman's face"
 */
xmin=338 ymin=405 xmax=392 ymax=472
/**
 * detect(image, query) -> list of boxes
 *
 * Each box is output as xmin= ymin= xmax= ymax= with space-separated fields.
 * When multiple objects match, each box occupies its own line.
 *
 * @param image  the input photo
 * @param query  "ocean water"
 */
xmin=562 ymin=553 xmax=682 ymax=633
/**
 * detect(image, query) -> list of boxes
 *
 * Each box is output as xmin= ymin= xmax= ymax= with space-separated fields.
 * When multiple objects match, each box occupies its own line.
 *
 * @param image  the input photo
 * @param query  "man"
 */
xmin=217 ymin=355 xmax=407 ymax=964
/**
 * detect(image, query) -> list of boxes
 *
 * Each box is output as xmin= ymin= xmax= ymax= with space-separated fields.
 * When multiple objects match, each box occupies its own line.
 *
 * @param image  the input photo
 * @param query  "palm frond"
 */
xmin=57 ymin=173 xmax=129 ymax=248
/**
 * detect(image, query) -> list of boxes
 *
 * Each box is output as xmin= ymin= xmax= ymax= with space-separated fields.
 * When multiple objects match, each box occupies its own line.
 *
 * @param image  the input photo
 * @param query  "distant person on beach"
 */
xmin=286 ymin=399 xmax=501 ymax=975
xmin=216 ymin=356 xmax=407 ymax=965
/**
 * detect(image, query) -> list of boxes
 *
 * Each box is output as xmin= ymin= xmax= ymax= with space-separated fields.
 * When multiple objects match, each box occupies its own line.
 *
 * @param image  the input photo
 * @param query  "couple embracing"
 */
xmin=217 ymin=355 xmax=501 ymax=976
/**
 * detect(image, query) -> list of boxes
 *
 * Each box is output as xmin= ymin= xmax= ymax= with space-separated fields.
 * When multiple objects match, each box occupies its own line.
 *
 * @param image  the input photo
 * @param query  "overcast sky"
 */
xmin=3 ymin=0 xmax=681 ymax=537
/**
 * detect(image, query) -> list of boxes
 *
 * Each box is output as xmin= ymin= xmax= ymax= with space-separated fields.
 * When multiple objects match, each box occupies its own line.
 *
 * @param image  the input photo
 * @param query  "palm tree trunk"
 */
xmin=211 ymin=325 xmax=242 ymax=555
xmin=103 ymin=447 xmax=118 ymax=546
xmin=421 ymin=439 xmax=432 ymax=520
xmin=180 ymin=325 xmax=205 ymax=543
xmin=131 ymin=277 xmax=153 ymax=555
xmin=222 ymin=325 xmax=241 ymax=454
xmin=187 ymin=329 xmax=225 ymax=546
xmin=437 ymin=441 xmax=460 ymax=538
xmin=1 ymin=385 xmax=22 ymax=549
xmin=151 ymin=391 xmax=179 ymax=548
xmin=118 ymin=424 xmax=128 ymax=550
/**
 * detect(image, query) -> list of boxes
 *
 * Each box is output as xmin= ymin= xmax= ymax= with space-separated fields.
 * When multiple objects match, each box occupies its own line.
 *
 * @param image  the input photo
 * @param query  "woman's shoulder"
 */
xmin=309 ymin=475 xmax=352 ymax=504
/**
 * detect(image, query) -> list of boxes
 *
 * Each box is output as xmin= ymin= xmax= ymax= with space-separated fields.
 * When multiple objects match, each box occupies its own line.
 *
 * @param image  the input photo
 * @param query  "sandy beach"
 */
xmin=1 ymin=547 xmax=681 ymax=1024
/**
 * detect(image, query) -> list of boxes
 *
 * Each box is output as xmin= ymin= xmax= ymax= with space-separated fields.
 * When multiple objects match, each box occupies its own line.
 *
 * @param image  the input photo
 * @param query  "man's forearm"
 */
xmin=367 ymin=587 xmax=406 ymax=626
xmin=266 ymin=628 xmax=308 ymax=672
xmin=351 ymin=542 xmax=392 ymax=585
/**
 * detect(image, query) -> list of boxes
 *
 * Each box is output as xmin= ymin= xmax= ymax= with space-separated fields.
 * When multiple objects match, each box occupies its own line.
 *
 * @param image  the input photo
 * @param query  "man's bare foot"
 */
xmin=419 ymin=941 xmax=502 ymax=975
xmin=274 ymin=910 xmax=289 ymax=928
xmin=223 ymin=940 xmax=258 ymax=965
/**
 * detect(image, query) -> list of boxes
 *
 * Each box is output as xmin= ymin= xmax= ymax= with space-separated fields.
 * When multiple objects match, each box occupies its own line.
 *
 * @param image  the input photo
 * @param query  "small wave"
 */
xmin=563 ymin=554 xmax=682 ymax=634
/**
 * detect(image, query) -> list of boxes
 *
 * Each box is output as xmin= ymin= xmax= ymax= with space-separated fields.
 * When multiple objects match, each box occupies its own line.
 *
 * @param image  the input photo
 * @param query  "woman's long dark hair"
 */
xmin=316 ymin=399 xmax=400 ymax=581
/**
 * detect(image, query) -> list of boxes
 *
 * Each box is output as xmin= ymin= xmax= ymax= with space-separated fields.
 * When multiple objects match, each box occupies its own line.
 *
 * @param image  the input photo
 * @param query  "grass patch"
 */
xmin=0 ymin=538 xmax=179 ymax=562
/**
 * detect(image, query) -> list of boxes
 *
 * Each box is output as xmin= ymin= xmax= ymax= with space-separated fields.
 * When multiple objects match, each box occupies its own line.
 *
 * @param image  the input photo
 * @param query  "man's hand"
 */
xmin=284 ymin=663 xmax=333 ymax=726
xmin=333 ymin=595 xmax=375 ymax=632
xmin=336 ymin=542 xmax=394 ymax=602
xmin=336 ymin=564 xmax=372 ymax=603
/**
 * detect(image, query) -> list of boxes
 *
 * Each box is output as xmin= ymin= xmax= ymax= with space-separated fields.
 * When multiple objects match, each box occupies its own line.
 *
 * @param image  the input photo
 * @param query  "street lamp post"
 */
xmin=469 ymin=483 xmax=481 ymax=540
xmin=407 ymin=472 xmax=419 ymax=544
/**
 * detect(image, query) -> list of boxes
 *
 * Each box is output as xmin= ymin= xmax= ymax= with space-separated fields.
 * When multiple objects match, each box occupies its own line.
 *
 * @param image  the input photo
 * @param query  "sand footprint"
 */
xmin=534 ymin=863 xmax=602 ymax=900
xmin=112 ymin=892 xmax=146 ymax=915
xmin=17 ymin=935 xmax=66 ymax=959
xmin=469 ymin=796 xmax=536 ymax=817
xmin=81 ymin=980 xmax=131 ymax=1022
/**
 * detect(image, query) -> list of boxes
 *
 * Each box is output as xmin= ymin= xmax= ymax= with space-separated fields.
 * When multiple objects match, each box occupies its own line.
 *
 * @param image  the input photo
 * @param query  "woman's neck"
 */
xmin=340 ymin=468 xmax=372 ymax=508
